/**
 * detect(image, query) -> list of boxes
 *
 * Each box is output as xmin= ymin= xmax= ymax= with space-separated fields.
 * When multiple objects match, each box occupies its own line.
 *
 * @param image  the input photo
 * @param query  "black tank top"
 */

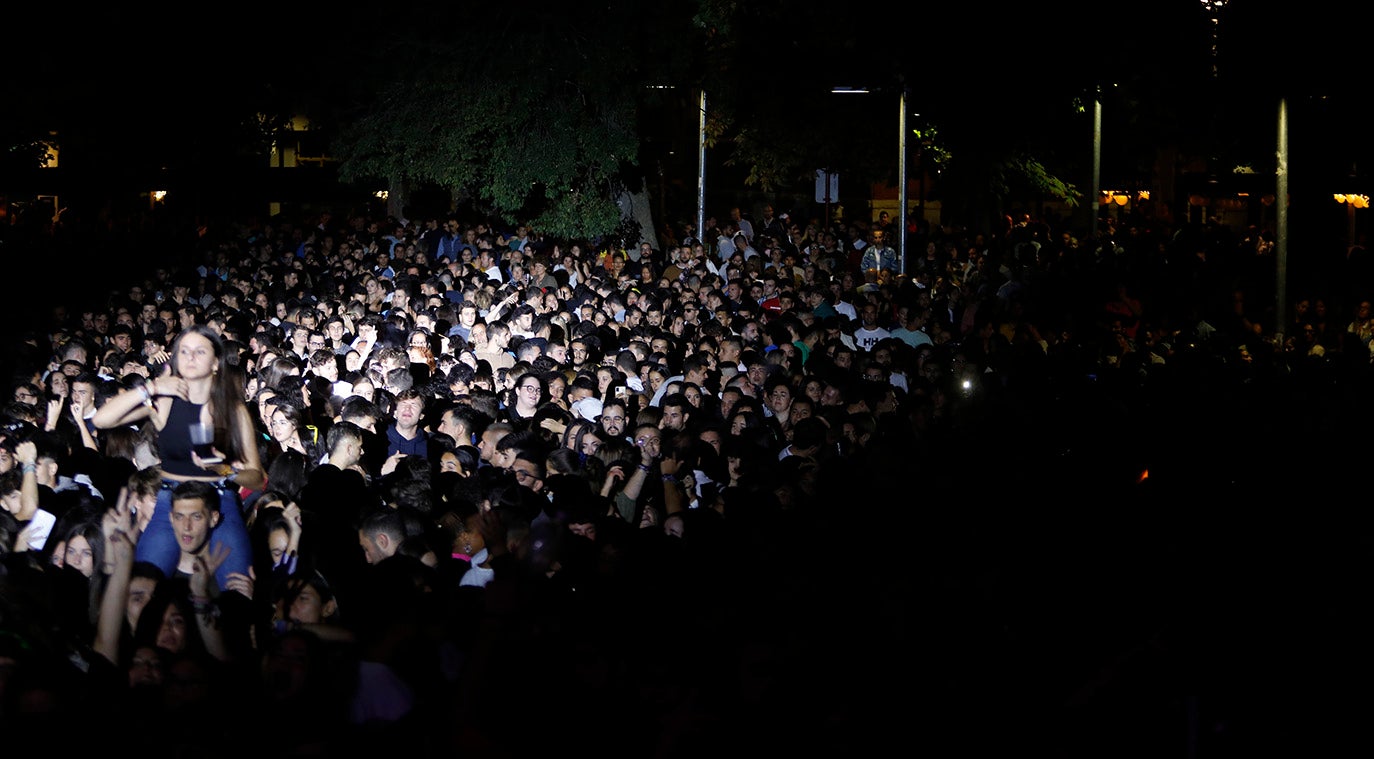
xmin=158 ymin=397 xmax=216 ymax=477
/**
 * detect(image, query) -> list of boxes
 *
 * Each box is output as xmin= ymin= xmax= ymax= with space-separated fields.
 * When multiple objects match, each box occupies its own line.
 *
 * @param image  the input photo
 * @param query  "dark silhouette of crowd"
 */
xmin=2 ymin=203 xmax=1373 ymax=758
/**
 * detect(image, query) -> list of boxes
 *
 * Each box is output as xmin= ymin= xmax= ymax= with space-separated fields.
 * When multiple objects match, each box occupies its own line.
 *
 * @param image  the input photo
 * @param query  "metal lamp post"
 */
xmin=897 ymin=85 xmax=908 ymax=275
xmin=697 ymin=89 xmax=706 ymax=249
xmin=834 ymin=84 xmax=910 ymax=274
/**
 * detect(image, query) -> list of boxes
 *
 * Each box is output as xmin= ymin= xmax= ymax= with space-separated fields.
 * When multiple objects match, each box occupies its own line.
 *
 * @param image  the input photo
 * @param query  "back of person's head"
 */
xmin=636 ymin=404 xmax=663 ymax=429
xmin=359 ymin=506 xmax=407 ymax=546
xmin=530 ymin=355 xmax=560 ymax=376
xmin=545 ymin=446 xmax=585 ymax=478
xmin=325 ymin=420 xmax=365 ymax=456
xmin=519 ymin=401 xmax=563 ymax=442
xmin=495 ymin=427 xmax=546 ymax=463
xmin=32 ymin=430 xmax=68 ymax=472
xmin=125 ymin=467 xmax=162 ymax=502
xmin=339 ymin=396 xmax=380 ymax=426
xmin=260 ymin=356 xmax=303 ymax=394
xmin=372 ymin=345 xmax=409 ymax=368
xmin=488 ymin=483 xmax=544 ymax=528
xmin=464 ymin=389 xmax=502 ymax=422
xmin=789 ymin=416 xmax=828 ymax=453
xmin=383 ymin=366 xmax=415 ymax=394
xmin=448 ymin=404 xmax=491 ymax=442
xmin=446 ymin=361 xmax=475 ymax=387
xmin=56 ymin=337 xmax=91 ymax=367
xmin=99 ymin=423 xmax=143 ymax=464
xmin=266 ymin=449 xmax=313 ymax=500
xmin=387 ymin=476 xmax=435 ymax=514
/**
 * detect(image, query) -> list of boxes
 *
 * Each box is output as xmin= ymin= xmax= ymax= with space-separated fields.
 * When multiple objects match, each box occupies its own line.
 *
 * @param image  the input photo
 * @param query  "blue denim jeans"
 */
xmin=135 ymin=479 xmax=252 ymax=589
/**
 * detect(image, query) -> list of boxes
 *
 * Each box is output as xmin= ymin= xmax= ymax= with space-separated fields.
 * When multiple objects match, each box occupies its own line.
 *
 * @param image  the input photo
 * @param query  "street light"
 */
xmin=833 ymin=85 xmax=910 ymax=275
xmin=1335 ymin=192 xmax=1368 ymax=245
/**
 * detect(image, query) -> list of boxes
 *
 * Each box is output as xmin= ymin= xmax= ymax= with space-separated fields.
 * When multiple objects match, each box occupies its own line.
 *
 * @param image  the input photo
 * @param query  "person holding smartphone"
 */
xmin=93 ymin=325 xmax=265 ymax=593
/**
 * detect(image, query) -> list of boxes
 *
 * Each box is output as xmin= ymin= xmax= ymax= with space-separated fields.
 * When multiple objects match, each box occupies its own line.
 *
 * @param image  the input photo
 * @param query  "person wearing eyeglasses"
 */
xmin=505 ymin=372 xmax=547 ymax=427
xmin=12 ymin=383 xmax=42 ymax=406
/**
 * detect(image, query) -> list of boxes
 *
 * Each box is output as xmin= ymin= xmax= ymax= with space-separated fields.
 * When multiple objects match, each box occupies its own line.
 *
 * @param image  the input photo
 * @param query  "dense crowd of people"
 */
xmin=2 ymin=202 xmax=1373 ymax=756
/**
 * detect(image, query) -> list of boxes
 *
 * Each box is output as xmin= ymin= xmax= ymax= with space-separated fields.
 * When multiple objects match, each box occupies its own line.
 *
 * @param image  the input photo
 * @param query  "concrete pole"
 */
xmin=1275 ymin=97 xmax=1288 ymax=343
xmin=1092 ymin=88 xmax=1102 ymax=242
xmin=898 ymin=87 xmax=908 ymax=275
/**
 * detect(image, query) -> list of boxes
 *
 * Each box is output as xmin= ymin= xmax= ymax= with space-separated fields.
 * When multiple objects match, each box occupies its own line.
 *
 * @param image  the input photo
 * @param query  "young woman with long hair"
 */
xmin=93 ymin=325 xmax=265 ymax=591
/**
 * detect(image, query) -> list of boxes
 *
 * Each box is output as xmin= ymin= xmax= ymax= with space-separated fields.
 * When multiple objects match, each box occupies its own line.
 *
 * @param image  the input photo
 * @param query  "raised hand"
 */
xmin=659 ymin=453 xmax=683 ymax=478
xmin=191 ymin=543 xmax=232 ymax=600
xmin=282 ymin=502 xmax=303 ymax=538
xmin=107 ymin=529 xmax=136 ymax=570
xmin=15 ymin=440 xmax=36 ymax=468
xmin=102 ymin=487 xmax=137 ymax=545
xmin=148 ymin=370 xmax=189 ymax=401
xmin=15 ymin=521 xmax=39 ymax=552
xmin=45 ymin=399 xmax=63 ymax=429
xmin=223 ymin=567 xmax=254 ymax=600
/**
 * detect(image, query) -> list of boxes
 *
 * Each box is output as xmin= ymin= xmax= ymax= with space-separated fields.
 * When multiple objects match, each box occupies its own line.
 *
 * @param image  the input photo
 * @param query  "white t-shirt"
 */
xmin=852 ymin=326 xmax=891 ymax=352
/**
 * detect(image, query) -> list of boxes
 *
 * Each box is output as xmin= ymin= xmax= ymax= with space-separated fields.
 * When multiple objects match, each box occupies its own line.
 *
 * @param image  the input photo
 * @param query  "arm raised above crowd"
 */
xmin=92 ymin=377 xmax=164 ymax=429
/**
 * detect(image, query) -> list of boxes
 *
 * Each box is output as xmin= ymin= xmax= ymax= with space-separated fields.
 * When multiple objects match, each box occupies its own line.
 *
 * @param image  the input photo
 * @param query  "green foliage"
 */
xmin=1008 ymin=155 xmax=1083 ymax=208
xmin=729 ymin=127 xmax=800 ymax=191
xmin=319 ymin=0 xmax=1089 ymax=238
xmin=320 ymin=0 xmax=712 ymax=241
xmin=334 ymin=63 xmax=639 ymax=239
xmin=912 ymin=123 xmax=951 ymax=170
